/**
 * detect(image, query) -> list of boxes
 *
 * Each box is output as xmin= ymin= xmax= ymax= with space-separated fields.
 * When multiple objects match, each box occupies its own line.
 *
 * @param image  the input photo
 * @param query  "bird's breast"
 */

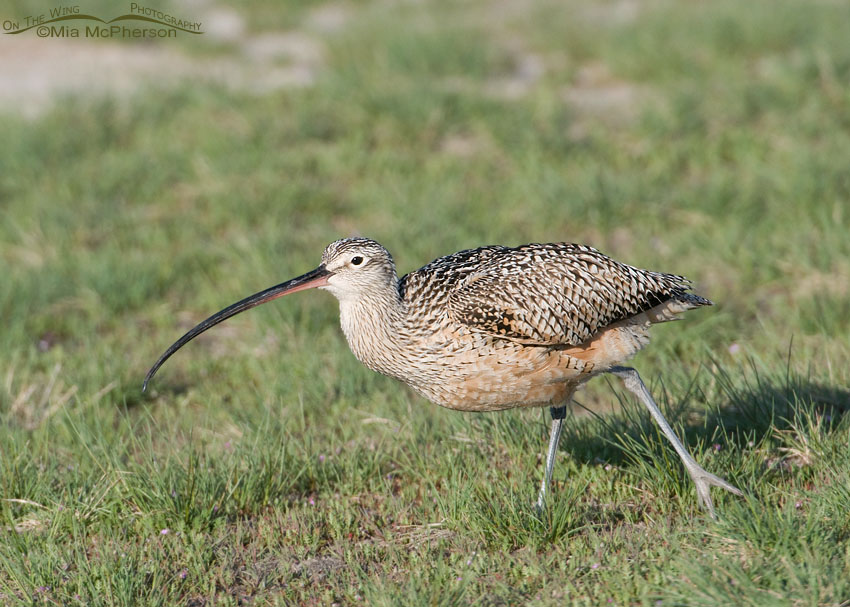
xmin=339 ymin=305 xmax=592 ymax=411
xmin=336 ymin=297 xmax=659 ymax=413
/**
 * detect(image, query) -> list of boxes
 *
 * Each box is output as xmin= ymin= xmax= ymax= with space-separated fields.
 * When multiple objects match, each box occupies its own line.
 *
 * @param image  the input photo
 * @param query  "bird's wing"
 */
xmin=446 ymin=244 xmax=698 ymax=346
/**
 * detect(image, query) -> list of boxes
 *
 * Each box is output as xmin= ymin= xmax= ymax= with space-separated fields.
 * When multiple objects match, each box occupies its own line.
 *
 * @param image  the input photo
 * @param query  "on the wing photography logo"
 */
xmin=3 ymin=4 xmax=203 ymax=38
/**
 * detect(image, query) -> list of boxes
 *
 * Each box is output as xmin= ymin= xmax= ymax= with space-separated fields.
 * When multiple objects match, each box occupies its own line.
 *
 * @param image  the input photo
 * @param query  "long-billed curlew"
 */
xmin=144 ymin=238 xmax=743 ymax=516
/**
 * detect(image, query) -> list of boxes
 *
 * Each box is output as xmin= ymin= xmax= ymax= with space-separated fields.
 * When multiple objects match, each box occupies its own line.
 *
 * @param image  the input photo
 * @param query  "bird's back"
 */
xmin=399 ymin=243 xmax=710 ymax=347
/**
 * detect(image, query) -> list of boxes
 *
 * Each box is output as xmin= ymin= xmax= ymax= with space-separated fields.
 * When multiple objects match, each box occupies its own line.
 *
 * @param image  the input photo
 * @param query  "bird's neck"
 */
xmin=337 ymin=282 xmax=407 ymax=376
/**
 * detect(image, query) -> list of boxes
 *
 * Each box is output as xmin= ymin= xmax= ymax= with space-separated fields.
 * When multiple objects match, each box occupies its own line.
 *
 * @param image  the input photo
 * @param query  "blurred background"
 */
xmin=1 ymin=0 xmax=849 ymax=604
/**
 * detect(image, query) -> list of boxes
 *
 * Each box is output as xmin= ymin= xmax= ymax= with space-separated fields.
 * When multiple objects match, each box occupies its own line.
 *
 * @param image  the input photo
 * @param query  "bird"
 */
xmin=144 ymin=237 xmax=743 ymax=516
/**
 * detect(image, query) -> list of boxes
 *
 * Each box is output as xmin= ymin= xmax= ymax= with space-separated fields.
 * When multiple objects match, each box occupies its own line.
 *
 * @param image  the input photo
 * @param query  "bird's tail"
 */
xmin=646 ymin=292 xmax=712 ymax=323
xmin=676 ymin=292 xmax=713 ymax=308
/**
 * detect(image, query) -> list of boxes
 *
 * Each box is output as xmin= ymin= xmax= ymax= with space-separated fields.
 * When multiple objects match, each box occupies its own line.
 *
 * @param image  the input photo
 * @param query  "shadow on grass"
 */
xmin=559 ymin=360 xmax=850 ymax=469
xmin=472 ymin=359 xmax=850 ymax=534
xmin=704 ymin=360 xmax=850 ymax=438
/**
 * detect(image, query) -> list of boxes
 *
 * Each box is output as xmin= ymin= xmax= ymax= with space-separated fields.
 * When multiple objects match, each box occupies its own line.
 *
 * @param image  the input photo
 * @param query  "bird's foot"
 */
xmin=534 ymin=489 xmax=550 ymax=515
xmin=684 ymin=460 xmax=744 ymax=519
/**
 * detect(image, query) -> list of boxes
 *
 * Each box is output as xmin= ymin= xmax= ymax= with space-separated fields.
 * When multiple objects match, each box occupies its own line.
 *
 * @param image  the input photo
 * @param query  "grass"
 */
xmin=2 ymin=0 xmax=850 ymax=604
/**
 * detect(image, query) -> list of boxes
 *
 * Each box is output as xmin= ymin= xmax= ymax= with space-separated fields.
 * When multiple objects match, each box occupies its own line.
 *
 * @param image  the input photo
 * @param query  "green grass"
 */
xmin=2 ymin=0 xmax=850 ymax=604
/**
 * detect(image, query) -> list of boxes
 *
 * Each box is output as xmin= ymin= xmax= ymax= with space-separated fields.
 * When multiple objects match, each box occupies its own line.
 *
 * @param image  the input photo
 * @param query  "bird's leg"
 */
xmin=607 ymin=366 xmax=743 ymax=518
xmin=535 ymin=405 xmax=567 ymax=512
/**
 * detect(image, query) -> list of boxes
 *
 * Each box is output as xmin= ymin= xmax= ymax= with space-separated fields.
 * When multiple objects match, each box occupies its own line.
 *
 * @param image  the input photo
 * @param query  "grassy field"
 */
xmin=2 ymin=0 xmax=850 ymax=604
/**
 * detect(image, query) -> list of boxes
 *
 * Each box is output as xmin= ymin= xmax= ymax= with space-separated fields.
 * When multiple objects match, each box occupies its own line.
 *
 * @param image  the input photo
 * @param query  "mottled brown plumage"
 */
xmin=145 ymin=237 xmax=743 ymax=516
xmin=320 ymin=238 xmax=709 ymax=412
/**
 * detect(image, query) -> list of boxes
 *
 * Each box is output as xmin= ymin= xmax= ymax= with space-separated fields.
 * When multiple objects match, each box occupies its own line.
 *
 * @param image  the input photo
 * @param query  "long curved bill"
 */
xmin=143 ymin=265 xmax=331 ymax=392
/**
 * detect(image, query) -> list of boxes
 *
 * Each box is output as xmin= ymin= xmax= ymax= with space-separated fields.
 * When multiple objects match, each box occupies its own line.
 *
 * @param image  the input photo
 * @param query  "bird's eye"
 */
xmin=351 ymin=256 xmax=364 ymax=266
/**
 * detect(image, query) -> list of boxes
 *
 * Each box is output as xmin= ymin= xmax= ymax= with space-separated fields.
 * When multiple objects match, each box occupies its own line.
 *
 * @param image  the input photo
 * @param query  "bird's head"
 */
xmin=143 ymin=237 xmax=396 ymax=391
xmin=320 ymin=238 xmax=397 ymax=302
